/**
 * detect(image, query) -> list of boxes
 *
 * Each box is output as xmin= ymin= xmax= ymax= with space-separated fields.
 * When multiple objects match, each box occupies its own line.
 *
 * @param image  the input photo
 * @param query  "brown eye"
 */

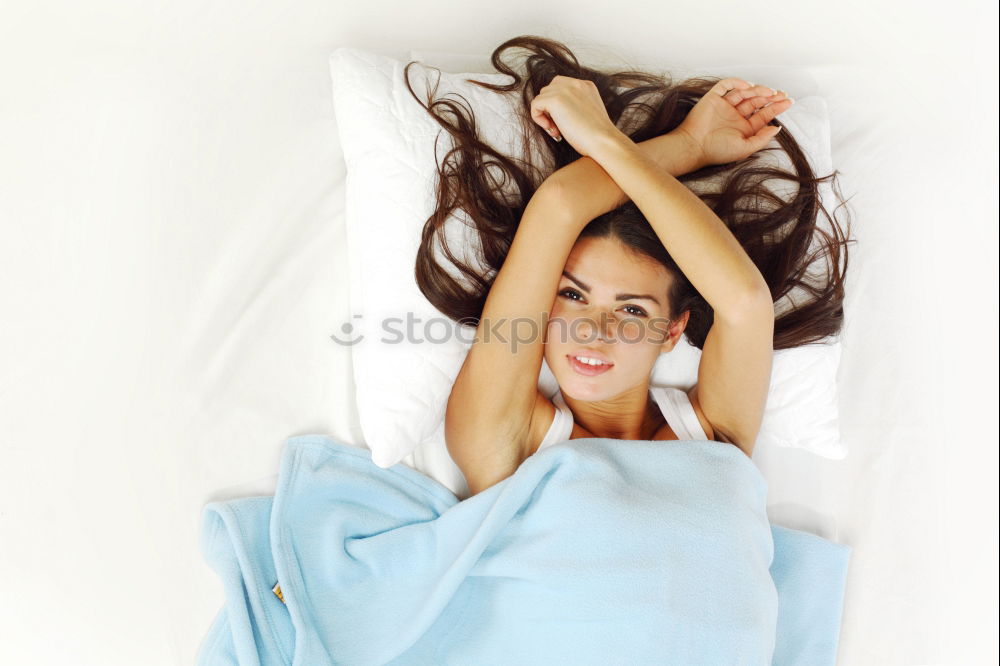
xmin=559 ymin=288 xmax=583 ymax=301
xmin=622 ymin=305 xmax=647 ymax=317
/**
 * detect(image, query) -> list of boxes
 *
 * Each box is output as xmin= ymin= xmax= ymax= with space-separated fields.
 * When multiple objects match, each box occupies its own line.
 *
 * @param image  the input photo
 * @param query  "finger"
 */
xmin=721 ymin=81 xmax=767 ymax=105
xmin=724 ymin=83 xmax=780 ymax=107
xmin=539 ymin=112 xmax=562 ymax=141
xmin=711 ymin=77 xmax=753 ymax=99
xmin=730 ymin=88 xmax=785 ymax=115
xmin=747 ymin=123 xmax=783 ymax=152
xmin=530 ymin=96 xmax=559 ymax=135
xmin=733 ymin=94 xmax=774 ymax=119
xmin=746 ymin=97 xmax=794 ymax=133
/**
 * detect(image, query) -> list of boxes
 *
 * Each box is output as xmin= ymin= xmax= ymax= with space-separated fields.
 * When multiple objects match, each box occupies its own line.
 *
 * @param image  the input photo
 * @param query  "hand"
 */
xmin=530 ymin=75 xmax=626 ymax=158
xmin=675 ymin=78 xmax=794 ymax=168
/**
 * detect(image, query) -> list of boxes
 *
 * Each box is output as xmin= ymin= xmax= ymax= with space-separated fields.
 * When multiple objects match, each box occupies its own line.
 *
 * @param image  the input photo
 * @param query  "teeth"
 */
xmin=575 ymin=356 xmax=607 ymax=366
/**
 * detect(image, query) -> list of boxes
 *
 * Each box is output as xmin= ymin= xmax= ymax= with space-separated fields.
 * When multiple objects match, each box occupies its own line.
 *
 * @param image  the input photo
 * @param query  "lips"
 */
xmin=567 ymin=351 xmax=614 ymax=377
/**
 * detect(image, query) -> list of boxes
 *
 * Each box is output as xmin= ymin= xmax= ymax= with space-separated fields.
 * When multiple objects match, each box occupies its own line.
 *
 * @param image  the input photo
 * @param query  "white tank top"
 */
xmin=535 ymin=386 xmax=709 ymax=453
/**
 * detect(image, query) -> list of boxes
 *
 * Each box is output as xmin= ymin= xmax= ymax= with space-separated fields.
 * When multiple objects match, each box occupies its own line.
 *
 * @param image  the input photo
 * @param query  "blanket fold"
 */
xmin=197 ymin=435 xmax=850 ymax=665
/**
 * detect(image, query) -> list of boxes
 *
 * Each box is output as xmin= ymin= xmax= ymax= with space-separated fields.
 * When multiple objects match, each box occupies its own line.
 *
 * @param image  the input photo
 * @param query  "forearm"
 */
xmin=546 ymin=131 xmax=705 ymax=224
xmin=589 ymin=132 xmax=770 ymax=315
xmin=453 ymin=180 xmax=584 ymax=421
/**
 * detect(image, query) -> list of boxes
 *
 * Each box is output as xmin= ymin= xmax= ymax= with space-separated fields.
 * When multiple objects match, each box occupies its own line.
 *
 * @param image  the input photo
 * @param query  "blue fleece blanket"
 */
xmin=196 ymin=435 xmax=850 ymax=665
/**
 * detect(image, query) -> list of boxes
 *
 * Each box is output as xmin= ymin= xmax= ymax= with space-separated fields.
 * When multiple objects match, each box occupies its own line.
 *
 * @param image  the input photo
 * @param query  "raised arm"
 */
xmin=546 ymin=130 xmax=707 ymax=222
xmin=533 ymin=76 xmax=787 ymax=308
xmin=588 ymin=131 xmax=775 ymax=453
xmin=445 ymin=180 xmax=583 ymax=496
xmin=531 ymin=75 xmax=791 ymax=453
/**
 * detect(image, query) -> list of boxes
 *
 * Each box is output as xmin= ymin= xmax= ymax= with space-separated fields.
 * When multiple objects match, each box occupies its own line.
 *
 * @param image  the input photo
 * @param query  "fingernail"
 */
xmin=789 ymin=98 xmax=796 ymax=104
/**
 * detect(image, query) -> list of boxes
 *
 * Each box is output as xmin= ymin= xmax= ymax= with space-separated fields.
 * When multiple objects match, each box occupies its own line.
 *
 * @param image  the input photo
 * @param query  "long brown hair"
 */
xmin=406 ymin=35 xmax=855 ymax=350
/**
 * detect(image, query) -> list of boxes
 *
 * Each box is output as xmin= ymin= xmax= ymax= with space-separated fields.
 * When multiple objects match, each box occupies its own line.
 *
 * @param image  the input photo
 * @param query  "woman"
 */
xmin=408 ymin=36 xmax=852 ymax=497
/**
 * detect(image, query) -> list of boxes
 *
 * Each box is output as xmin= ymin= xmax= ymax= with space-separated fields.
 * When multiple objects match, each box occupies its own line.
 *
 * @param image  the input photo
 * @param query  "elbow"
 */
xmin=716 ymin=284 xmax=774 ymax=325
xmin=745 ymin=284 xmax=774 ymax=315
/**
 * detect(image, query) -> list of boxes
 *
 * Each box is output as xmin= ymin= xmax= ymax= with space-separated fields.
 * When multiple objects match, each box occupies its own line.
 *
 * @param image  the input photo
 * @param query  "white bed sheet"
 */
xmin=1 ymin=3 xmax=996 ymax=665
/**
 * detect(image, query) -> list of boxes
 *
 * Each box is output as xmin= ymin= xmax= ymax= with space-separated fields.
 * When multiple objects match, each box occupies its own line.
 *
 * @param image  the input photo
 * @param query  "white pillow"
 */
xmin=328 ymin=47 xmax=846 ymax=479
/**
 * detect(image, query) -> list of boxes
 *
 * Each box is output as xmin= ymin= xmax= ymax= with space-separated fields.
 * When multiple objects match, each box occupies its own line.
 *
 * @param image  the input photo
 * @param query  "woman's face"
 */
xmin=544 ymin=236 xmax=684 ymax=402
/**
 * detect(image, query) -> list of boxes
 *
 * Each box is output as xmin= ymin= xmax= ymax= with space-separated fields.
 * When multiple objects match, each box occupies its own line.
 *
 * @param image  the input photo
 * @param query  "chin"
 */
xmin=555 ymin=372 xmax=617 ymax=402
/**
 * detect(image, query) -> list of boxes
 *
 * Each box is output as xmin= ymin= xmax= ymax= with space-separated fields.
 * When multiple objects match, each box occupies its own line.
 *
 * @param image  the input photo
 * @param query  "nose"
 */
xmin=579 ymin=309 xmax=615 ymax=344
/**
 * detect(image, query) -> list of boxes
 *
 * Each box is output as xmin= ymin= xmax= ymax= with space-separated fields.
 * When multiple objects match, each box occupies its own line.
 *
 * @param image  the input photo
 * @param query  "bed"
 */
xmin=1 ymin=4 xmax=996 ymax=665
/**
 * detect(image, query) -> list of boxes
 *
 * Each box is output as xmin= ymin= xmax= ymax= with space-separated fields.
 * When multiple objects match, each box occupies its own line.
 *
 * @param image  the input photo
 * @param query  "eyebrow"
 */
xmin=562 ymin=270 xmax=662 ymax=306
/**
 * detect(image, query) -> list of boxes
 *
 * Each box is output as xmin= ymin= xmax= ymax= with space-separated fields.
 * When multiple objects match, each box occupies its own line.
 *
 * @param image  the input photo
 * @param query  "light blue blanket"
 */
xmin=197 ymin=435 xmax=850 ymax=665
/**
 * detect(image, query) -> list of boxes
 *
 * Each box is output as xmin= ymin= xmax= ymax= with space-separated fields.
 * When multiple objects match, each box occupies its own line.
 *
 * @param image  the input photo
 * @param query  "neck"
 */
xmin=562 ymin=383 xmax=663 ymax=440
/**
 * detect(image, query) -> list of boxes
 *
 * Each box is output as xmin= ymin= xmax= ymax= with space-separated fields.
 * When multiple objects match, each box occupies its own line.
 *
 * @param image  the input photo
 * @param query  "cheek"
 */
xmin=617 ymin=334 xmax=661 ymax=361
xmin=614 ymin=320 xmax=667 ymax=362
xmin=615 ymin=319 xmax=645 ymax=345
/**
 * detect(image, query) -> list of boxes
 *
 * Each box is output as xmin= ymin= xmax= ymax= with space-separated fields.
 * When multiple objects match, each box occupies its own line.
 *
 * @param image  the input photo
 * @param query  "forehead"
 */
xmin=564 ymin=236 xmax=670 ymax=291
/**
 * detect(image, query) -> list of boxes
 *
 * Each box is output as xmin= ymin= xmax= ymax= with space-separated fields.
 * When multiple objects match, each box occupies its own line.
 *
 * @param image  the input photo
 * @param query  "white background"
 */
xmin=1 ymin=1 xmax=997 ymax=664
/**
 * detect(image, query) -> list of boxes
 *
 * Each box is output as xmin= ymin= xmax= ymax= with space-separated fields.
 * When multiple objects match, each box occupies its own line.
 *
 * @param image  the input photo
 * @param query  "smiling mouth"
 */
xmin=567 ymin=354 xmax=614 ymax=376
